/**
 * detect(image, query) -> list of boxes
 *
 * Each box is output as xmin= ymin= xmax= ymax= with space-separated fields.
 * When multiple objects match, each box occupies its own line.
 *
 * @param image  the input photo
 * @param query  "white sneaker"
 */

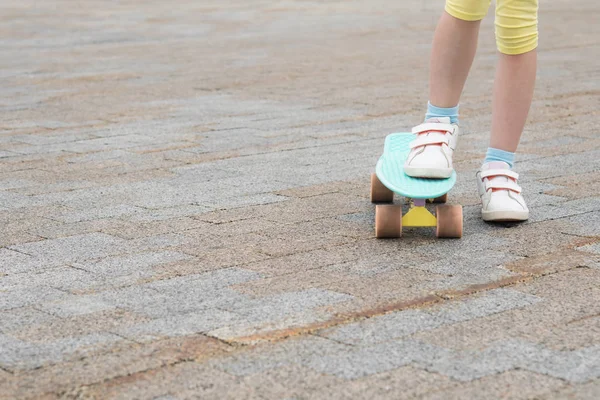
xmin=476 ymin=161 xmax=529 ymax=222
xmin=404 ymin=117 xmax=459 ymax=179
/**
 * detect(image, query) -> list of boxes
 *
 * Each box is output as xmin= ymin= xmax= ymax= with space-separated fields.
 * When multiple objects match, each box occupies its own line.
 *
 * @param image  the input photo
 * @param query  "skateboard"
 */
xmin=371 ymin=132 xmax=463 ymax=238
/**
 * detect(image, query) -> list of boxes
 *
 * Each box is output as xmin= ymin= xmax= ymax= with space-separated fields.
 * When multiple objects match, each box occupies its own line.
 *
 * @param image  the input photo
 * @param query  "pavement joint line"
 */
xmin=223 ymin=295 xmax=442 ymax=346
xmin=562 ymin=232 xmax=600 ymax=241
xmin=564 ymin=236 xmax=599 ymax=248
xmin=565 ymin=312 xmax=600 ymax=325
xmin=498 ymin=258 xmax=597 ymax=284
xmin=195 ymin=135 xmax=379 ymax=160
xmin=220 ymin=261 xmax=591 ymax=346
xmin=527 ymin=209 xmax=600 ymax=226
xmin=41 ymin=352 xmax=206 ymax=398
xmin=0 ymin=366 xmax=13 ymax=375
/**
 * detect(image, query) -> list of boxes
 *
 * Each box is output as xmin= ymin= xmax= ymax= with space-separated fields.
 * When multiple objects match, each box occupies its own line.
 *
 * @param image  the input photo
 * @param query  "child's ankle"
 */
xmin=484 ymin=147 xmax=515 ymax=168
xmin=425 ymin=101 xmax=459 ymax=124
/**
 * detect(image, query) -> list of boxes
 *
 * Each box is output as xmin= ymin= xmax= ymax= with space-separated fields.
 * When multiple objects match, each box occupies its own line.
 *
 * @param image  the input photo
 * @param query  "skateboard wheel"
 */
xmin=370 ymin=173 xmax=394 ymax=203
xmin=436 ymin=205 xmax=463 ymax=238
xmin=429 ymin=194 xmax=448 ymax=204
xmin=375 ymin=204 xmax=402 ymax=238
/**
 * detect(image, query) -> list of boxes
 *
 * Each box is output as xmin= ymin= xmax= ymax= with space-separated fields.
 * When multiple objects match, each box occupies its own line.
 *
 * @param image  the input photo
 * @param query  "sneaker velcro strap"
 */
xmin=411 ymin=122 xmax=454 ymax=135
xmin=480 ymin=169 xmax=519 ymax=180
xmin=484 ymin=180 xmax=522 ymax=193
xmin=409 ymin=131 xmax=449 ymax=149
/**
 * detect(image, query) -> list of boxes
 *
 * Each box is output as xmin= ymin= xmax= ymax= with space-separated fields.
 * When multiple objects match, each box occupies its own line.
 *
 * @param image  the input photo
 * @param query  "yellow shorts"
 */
xmin=445 ymin=0 xmax=539 ymax=55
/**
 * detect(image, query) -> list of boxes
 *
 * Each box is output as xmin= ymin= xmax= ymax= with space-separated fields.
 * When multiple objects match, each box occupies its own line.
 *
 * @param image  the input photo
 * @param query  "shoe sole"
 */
xmin=482 ymin=210 xmax=529 ymax=222
xmin=404 ymin=166 xmax=453 ymax=179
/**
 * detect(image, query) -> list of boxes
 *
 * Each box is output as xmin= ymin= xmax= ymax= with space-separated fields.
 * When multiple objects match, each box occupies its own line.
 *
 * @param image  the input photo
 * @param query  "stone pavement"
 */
xmin=1 ymin=0 xmax=599 ymax=398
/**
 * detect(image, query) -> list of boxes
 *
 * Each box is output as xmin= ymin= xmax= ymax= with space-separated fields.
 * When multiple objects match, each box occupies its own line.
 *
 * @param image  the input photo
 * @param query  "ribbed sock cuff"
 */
xmin=484 ymin=147 xmax=515 ymax=168
xmin=425 ymin=102 xmax=459 ymax=124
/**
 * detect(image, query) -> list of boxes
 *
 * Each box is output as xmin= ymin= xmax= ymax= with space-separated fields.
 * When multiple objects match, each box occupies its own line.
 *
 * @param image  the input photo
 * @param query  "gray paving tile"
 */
xmin=116 ymin=309 xmax=240 ymax=342
xmin=319 ymin=289 xmax=540 ymax=345
xmin=0 ymin=286 xmax=69 ymax=311
xmin=0 ymin=332 xmax=124 ymax=370
xmin=73 ymin=251 xmax=194 ymax=277
xmin=9 ymin=233 xmax=130 ymax=265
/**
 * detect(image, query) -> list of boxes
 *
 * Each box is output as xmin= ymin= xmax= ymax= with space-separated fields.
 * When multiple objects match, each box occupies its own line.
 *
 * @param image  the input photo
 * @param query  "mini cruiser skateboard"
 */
xmin=371 ymin=132 xmax=463 ymax=238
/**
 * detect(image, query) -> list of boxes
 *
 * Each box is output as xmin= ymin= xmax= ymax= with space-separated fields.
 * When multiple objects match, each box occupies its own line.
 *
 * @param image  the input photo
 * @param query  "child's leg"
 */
xmin=430 ymin=2 xmax=491 ymax=110
xmin=489 ymin=50 xmax=536 ymax=155
xmin=404 ymin=1 xmax=491 ymax=179
xmin=478 ymin=0 xmax=538 ymax=222
xmin=488 ymin=0 xmax=539 ymax=158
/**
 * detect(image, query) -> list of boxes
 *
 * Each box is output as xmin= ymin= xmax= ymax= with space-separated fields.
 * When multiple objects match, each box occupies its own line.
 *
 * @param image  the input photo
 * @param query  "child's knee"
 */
xmin=495 ymin=0 xmax=539 ymax=55
xmin=445 ymin=0 xmax=492 ymax=22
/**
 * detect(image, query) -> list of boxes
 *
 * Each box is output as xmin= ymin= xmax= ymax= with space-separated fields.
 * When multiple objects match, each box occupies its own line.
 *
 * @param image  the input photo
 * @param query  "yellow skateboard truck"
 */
xmin=402 ymin=200 xmax=437 ymax=227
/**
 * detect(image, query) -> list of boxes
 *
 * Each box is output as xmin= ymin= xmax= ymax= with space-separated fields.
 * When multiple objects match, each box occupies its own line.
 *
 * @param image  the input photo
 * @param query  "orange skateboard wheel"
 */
xmin=370 ymin=173 xmax=394 ymax=203
xmin=375 ymin=204 xmax=402 ymax=238
xmin=435 ymin=205 xmax=463 ymax=238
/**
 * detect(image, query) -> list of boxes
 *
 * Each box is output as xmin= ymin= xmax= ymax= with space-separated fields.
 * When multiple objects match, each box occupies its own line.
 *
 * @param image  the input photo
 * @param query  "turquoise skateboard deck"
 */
xmin=370 ymin=132 xmax=463 ymax=239
xmin=375 ymin=132 xmax=456 ymax=199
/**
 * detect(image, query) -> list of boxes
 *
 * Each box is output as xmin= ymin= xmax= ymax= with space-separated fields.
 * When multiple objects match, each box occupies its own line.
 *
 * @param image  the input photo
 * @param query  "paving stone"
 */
xmin=144 ymin=267 xmax=263 ymax=292
xmin=545 ymin=171 xmax=600 ymax=200
xmin=193 ymin=204 xmax=271 ymax=224
xmin=319 ymin=289 xmax=540 ymax=345
xmin=275 ymin=180 xmax=364 ymax=199
xmin=0 ymin=190 xmax=42 ymax=209
xmin=91 ymin=268 xmax=262 ymax=318
xmin=0 ymin=286 xmax=69 ymax=311
xmin=316 ymin=267 xmax=450 ymax=305
xmin=213 ymin=335 xmax=348 ymax=377
xmin=529 ymin=315 xmax=600 ymax=352
xmin=500 ymin=340 xmax=600 ymax=383
xmin=490 ymin=220 xmax=585 ymax=257
xmin=0 ymin=151 xmax=17 ymax=158
xmin=0 ymin=248 xmax=60 ymax=275
xmin=231 ymin=269 xmax=351 ymax=298
xmin=98 ymin=217 xmax=204 ymax=240
xmin=73 ymin=251 xmax=194 ymax=277
xmin=2 ymin=336 xmax=231 ymax=399
xmin=240 ymin=247 xmax=363 ymax=277
xmin=127 ymin=233 xmax=190 ymax=251
xmin=413 ymin=232 xmax=510 ymax=259
xmin=127 ymin=205 xmax=213 ymax=222
xmin=81 ymin=362 xmax=255 ymax=400
xmin=39 ymin=295 xmax=116 ymax=317
xmin=0 ymin=231 xmax=42 ymax=248
xmin=506 ymin=249 xmax=598 ymax=274
xmin=0 ymin=179 xmax=35 ymax=190
xmin=322 ymin=250 xmax=432 ymax=277
xmin=236 ymin=364 xmax=343 ymax=399
xmin=0 ymin=307 xmax=59 ymax=334
xmin=177 ymin=229 xmax=266 ymax=252
xmin=542 ymin=380 xmax=600 ymax=400
xmin=219 ymin=288 xmax=354 ymax=323
xmin=181 ymin=245 xmax=273 ymax=270
xmin=412 ymin=271 xmax=600 ymax=352
xmin=8 ymin=233 xmax=130 ymax=265
xmin=560 ymin=212 xmax=600 ymax=237
xmin=208 ymin=289 xmax=355 ymax=341
xmin=43 ymin=204 xmax=146 ymax=223
xmin=12 ymin=309 xmax=150 ymax=343
xmin=420 ymin=370 xmax=564 ymax=400
xmin=0 ymin=265 xmax=95 ymax=291
xmin=0 ymin=332 xmax=125 ymax=370
xmin=314 ymin=366 xmax=456 ymax=400
xmin=407 ymin=250 xmax=521 ymax=281
xmin=116 ymin=309 xmax=240 ymax=343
